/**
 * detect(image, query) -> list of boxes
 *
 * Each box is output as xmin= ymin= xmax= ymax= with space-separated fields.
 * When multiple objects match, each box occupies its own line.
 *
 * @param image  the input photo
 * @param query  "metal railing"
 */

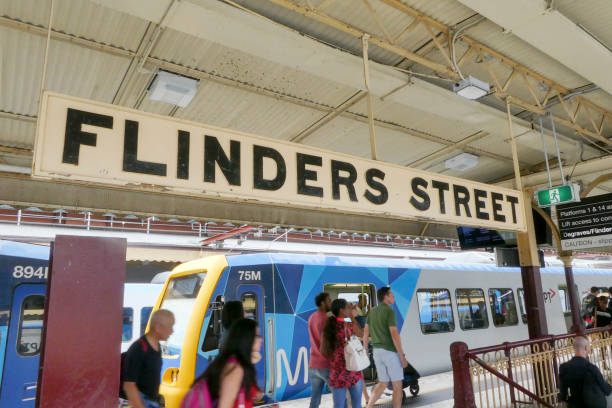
xmin=0 ymin=208 xmax=461 ymax=250
xmin=451 ymin=327 xmax=612 ymax=408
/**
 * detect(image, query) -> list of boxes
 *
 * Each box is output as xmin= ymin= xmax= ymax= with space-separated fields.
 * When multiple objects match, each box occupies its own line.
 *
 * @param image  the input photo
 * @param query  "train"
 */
xmin=0 ymin=240 xmax=162 ymax=407
xmin=152 ymin=252 xmax=612 ymax=407
xmin=3 ymin=238 xmax=612 ymax=407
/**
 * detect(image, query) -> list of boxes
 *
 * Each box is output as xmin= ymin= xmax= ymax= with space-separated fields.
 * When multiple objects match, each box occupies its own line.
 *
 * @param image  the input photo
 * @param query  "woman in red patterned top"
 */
xmin=321 ymin=298 xmax=364 ymax=408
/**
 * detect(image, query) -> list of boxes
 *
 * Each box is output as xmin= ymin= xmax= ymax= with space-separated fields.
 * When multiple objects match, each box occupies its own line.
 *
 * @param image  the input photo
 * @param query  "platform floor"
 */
xmin=278 ymin=371 xmax=454 ymax=407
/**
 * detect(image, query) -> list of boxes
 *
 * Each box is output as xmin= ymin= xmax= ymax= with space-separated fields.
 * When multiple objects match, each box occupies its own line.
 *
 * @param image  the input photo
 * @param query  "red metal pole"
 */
xmin=520 ymin=265 xmax=549 ymax=339
xmin=560 ymin=251 xmax=584 ymax=334
xmin=450 ymin=342 xmax=476 ymax=408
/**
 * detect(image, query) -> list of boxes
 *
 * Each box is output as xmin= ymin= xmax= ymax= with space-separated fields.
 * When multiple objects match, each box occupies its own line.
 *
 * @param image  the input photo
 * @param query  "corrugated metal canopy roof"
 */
xmin=1 ymin=0 xmax=612 ymax=238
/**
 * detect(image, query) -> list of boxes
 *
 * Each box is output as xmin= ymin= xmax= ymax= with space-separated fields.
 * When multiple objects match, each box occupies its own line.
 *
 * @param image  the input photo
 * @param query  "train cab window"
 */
xmin=416 ymin=289 xmax=455 ymax=334
xmin=489 ymin=289 xmax=519 ymax=327
xmin=241 ymin=293 xmax=257 ymax=320
xmin=140 ymin=307 xmax=153 ymax=336
xmin=456 ymin=289 xmax=488 ymax=330
xmin=517 ymin=289 xmax=527 ymax=324
xmin=160 ymin=272 xmax=206 ymax=353
xmin=122 ymin=307 xmax=134 ymax=341
xmin=17 ymin=295 xmax=45 ymax=356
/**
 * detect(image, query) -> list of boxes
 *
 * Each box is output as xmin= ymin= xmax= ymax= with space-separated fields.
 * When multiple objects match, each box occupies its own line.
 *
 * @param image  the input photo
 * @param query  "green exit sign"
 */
xmin=536 ymin=184 xmax=581 ymax=207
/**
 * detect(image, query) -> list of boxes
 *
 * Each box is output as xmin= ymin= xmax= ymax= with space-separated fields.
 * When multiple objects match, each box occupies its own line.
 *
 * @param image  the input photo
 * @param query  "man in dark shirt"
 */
xmin=559 ymin=336 xmax=611 ymax=407
xmin=590 ymin=296 xmax=612 ymax=328
xmin=123 ymin=309 xmax=174 ymax=408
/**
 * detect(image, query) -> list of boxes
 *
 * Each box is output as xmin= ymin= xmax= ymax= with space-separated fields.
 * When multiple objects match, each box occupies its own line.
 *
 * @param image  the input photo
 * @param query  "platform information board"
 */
xmin=558 ymin=193 xmax=612 ymax=250
xmin=33 ymin=92 xmax=526 ymax=232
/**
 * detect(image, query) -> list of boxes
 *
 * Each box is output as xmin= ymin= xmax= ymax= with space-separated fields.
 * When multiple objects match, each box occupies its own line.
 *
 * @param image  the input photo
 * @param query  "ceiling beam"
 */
xmin=0 ymin=146 xmax=33 ymax=156
xmin=0 ymin=110 xmax=37 ymax=123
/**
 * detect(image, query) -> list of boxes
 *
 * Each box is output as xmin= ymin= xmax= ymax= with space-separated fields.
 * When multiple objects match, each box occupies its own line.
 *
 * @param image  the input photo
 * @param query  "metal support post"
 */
xmin=450 ymin=342 xmax=476 ymax=408
xmin=517 ymin=189 xmax=549 ymax=339
xmin=560 ymin=251 xmax=584 ymax=334
xmin=361 ymin=34 xmax=378 ymax=161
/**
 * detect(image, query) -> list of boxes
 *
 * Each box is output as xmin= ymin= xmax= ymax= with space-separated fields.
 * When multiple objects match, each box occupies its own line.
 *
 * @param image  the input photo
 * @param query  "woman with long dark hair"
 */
xmin=321 ymin=298 xmax=364 ymax=408
xmin=220 ymin=301 xmax=245 ymax=350
xmin=180 ymin=318 xmax=262 ymax=408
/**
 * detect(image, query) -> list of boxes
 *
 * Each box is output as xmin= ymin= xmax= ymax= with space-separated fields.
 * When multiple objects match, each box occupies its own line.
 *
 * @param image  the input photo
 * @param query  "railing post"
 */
xmin=504 ymin=342 xmax=517 ymax=405
xmin=451 ymin=342 xmax=476 ymax=408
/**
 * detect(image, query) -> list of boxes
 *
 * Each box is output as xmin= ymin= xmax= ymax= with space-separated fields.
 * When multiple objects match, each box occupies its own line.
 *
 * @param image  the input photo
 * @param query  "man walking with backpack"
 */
xmin=559 ymin=336 xmax=612 ymax=407
xmin=122 ymin=309 xmax=175 ymax=408
xmin=362 ymin=287 xmax=407 ymax=408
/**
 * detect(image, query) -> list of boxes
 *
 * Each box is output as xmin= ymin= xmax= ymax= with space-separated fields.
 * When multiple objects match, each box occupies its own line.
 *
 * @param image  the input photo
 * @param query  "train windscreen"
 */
xmin=159 ymin=272 xmax=206 ymax=352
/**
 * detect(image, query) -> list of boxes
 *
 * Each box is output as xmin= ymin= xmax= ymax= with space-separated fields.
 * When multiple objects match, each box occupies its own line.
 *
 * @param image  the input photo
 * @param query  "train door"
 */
xmin=0 ymin=283 xmax=45 ymax=407
xmin=236 ymin=284 xmax=268 ymax=393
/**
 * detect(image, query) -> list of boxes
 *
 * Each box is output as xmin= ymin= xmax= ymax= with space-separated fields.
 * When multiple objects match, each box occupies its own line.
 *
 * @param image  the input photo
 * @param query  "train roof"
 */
xmin=0 ymin=240 xmax=49 ymax=260
xmin=225 ymin=252 xmax=612 ymax=275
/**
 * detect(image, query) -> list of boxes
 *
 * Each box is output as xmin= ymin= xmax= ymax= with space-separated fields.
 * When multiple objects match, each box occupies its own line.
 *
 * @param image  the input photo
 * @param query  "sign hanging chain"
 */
xmin=538 ymin=115 xmax=553 ymax=188
xmin=548 ymin=111 xmax=566 ymax=184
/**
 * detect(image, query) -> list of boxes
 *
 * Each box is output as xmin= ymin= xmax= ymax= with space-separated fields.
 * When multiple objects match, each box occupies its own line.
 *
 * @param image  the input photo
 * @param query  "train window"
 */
xmin=241 ymin=293 xmax=257 ymax=320
xmin=489 ymin=289 xmax=519 ymax=327
xmin=455 ymin=289 xmax=488 ymax=330
xmin=323 ymin=283 xmax=375 ymax=328
xmin=122 ymin=308 xmax=134 ymax=341
xmin=161 ymin=272 xmax=206 ymax=352
xmin=140 ymin=307 xmax=153 ymax=336
xmin=416 ymin=289 xmax=455 ymax=334
xmin=558 ymin=285 xmax=574 ymax=313
xmin=165 ymin=273 xmax=206 ymax=299
xmin=17 ymin=295 xmax=45 ymax=356
xmin=517 ymin=289 xmax=527 ymax=324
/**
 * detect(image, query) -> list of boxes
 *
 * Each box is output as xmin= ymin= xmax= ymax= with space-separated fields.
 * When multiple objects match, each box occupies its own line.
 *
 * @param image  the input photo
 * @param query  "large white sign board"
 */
xmin=33 ymin=93 xmax=526 ymax=231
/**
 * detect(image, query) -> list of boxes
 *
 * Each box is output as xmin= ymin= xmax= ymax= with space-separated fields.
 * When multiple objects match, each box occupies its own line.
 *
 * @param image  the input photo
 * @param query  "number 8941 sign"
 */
xmin=13 ymin=266 xmax=49 ymax=279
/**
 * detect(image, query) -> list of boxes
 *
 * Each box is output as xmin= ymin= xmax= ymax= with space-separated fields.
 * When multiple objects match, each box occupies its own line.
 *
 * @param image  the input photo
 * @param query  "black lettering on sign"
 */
xmin=453 ymin=185 xmax=471 ymax=217
xmin=253 ymin=145 xmax=286 ymax=191
xmin=297 ymin=153 xmax=323 ymax=197
xmin=432 ymin=181 xmax=449 ymax=214
xmin=491 ymin=192 xmax=506 ymax=222
xmin=123 ymin=120 xmax=167 ymax=176
xmin=474 ymin=189 xmax=489 ymax=220
xmin=364 ymin=168 xmax=388 ymax=205
xmin=177 ymin=130 xmax=190 ymax=180
xmin=506 ymin=195 xmax=519 ymax=224
xmin=204 ymin=135 xmax=241 ymax=186
xmin=62 ymin=108 xmax=113 ymax=165
xmin=331 ymin=160 xmax=357 ymax=202
xmin=409 ymin=177 xmax=430 ymax=211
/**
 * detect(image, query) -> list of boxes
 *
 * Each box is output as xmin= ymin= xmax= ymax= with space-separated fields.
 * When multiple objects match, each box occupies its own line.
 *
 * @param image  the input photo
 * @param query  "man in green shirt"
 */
xmin=362 ymin=287 xmax=408 ymax=408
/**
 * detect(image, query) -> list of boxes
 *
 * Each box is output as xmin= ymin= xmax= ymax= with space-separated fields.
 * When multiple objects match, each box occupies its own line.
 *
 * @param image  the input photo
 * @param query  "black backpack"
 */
xmin=119 ymin=338 xmax=148 ymax=399
xmin=119 ymin=351 xmax=127 ymax=399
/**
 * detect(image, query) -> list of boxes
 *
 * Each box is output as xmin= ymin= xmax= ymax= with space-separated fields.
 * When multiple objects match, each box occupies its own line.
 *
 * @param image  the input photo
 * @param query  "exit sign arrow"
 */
xmin=535 ymin=184 xmax=581 ymax=207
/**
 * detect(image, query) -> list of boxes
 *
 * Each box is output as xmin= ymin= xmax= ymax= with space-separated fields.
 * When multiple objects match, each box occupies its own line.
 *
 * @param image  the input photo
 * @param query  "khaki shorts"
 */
xmin=373 ymin=348 xmax=403 ymax=383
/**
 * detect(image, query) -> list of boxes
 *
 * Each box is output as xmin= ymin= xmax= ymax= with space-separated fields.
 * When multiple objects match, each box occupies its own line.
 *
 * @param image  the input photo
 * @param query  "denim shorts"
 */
xmin=372 ymin=348 xmax=403 ymax=382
